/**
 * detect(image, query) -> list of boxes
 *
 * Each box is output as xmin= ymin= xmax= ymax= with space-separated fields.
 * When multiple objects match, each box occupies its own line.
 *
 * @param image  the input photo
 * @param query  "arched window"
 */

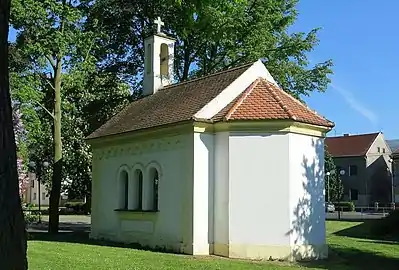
xmin=150 ymin=168 xmax=159 ymax=211
xmin=143 ymin=166 xmax=160 ymax=211
xmin=118 ymin=170 xmax=129 ymax=210
xmin=146 ymin=44 xmax=152 ymax=75
xmin=131 ymin=169 xmax=143 ymax=210
xmin=160 ymin=43 xmax=169 ymax=77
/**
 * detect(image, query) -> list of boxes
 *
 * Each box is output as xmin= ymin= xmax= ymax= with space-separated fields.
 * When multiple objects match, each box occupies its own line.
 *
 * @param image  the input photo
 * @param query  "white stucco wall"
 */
xmin=213 ymin=132 xmax=230 ymax=256
xmin=192 ymin=132 xmax=214 ymax=255
xmin=228 ymin=132 xmax=291 ymax=258
xmin=24 ymin=172 xmax=50 ymax=206
xmin=223 ymin=131 xmax=327 ymax=260
xmin=90 ymin=127 xmax=327 ymax=260
xmin=90 ymin=132 xmax=193 ymax=252
xmin=288 ymin=133 xmax=326 ymax=258
xmin=143 ymin=35 xmax=175 ymax=96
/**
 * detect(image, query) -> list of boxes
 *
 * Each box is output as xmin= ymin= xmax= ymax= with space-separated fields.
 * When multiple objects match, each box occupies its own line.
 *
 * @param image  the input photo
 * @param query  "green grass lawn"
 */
xmin=28 ymin=221 xmax=399 ymax=270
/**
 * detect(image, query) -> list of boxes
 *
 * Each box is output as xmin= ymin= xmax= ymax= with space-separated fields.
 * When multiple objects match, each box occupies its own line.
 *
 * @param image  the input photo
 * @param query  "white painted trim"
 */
xmin=194 ymin=60 xmax=278 ymax=120
xmin=117 ymin=164 xmax=131 ymax=178
xmin=145 ymin=161 xmax=163 ymax=177
xmin=131 ymin=163 xmax=145 ymax=173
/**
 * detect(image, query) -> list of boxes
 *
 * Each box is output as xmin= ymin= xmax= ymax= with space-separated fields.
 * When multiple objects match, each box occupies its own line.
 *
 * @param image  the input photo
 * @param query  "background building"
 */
xmin=325 ymin=132 xmax=393 ymax=206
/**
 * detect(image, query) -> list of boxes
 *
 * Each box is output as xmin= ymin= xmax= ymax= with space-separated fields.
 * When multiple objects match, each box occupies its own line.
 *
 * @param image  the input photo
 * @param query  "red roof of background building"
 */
xmin=325 ymin=133 xmax=380 ymax=157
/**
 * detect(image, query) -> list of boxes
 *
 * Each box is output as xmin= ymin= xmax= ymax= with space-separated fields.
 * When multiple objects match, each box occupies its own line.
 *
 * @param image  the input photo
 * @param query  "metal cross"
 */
xmin=154 ymin=17 xmax=164 ymax=33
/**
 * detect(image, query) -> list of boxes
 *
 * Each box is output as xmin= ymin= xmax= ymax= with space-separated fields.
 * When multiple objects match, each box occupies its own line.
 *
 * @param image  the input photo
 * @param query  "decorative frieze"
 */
xmin=94 ymin=136 xmax=184 ymax=161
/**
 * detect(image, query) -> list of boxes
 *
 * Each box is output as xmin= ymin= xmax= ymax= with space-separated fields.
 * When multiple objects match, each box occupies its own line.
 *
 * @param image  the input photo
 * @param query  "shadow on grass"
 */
xmin=27 ymin=231 xmax=177 ymax=254
xmin=298 ymin=246 xmax=399 ymax=270
xmin=333 ymin=220 xmax=399 ymax=242
xmin=29 ymin=221 xmax=90 ymax=232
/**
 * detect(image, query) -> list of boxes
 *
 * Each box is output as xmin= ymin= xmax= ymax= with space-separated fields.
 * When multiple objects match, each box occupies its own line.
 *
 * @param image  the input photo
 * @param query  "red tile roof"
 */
xmin=87 ymin=63 xmax=251 ymax=139
xmin=87 ymin=64 xmax=333 ymax=140
xmin=325 ymin=133 xmax=380 ymax=157
xmin=212 ymin=79 xmax=334 ymax=127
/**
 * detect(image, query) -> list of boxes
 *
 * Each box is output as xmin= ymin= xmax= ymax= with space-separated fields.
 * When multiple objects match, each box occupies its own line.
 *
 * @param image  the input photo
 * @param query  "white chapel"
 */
xmin=86 ymin=17 xmax=334 ymax=261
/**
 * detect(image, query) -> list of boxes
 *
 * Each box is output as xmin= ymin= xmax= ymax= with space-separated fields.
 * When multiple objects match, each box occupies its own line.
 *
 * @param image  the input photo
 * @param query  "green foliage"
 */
xmin=21 ymin=203 xmax=40 ymax=224
xmin=63 ymin=201 xmax=90 ymax=214
xmin=9 ymin=0 xmax=131 ymax=201
xmin=325 ymin=146 xmax=344 ymax=202
xmin=83 ymin=0 xmax=333 ymax=98
xmin=333 ymin=201 xmax=355 ymax=212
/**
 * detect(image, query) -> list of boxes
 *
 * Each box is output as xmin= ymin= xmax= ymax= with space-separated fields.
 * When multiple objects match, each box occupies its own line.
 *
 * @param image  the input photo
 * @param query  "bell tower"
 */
xmin=143 ymin=17 xmax=176 ymax=96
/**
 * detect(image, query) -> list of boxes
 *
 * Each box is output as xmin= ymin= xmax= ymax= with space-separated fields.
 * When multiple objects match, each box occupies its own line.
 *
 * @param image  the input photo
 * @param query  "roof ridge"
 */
xmin=263 ymin=80 xmax=297 ymax=120
xmin=264 ymin=80 xmax=331 ymax=124
xmin=225 ymin=78 xmax=262 ymax=120
xmin=328 ymin=132 xmax=380 ymax=139
xmin=161 ymin=62 xmax=255 ymax=91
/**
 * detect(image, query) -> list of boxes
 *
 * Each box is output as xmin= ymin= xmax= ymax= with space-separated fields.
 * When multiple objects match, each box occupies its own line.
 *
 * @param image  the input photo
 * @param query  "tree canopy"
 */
xmin=9 ymin=0 xmax=334 ymax=218
xmin=83 ymin=0 xmax=333 ymax=98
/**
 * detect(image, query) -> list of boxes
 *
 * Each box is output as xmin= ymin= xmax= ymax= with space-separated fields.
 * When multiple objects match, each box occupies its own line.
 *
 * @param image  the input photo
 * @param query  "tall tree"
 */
xmin=84 ymin=0 xmax=333 ymax=98
xmin=0 ymin=0 xmax=28 ymax=267
xmin=325 ymin=147 xmax=344 ymax=202
xmin=10 ymin=0 xmax=100 ymax=232
xmin=9 ymin=0 xmax=132 ymax=209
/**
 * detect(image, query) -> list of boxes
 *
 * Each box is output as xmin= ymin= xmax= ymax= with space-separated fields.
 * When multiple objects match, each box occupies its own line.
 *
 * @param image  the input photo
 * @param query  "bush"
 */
xmin=333 ymin=201 xmax=355 ymax=212
xmin=371 ymin=209 xmax=399 ymax=236
xmin=64 ymin=201 xmax=90 ymax=215
xmin=22 ymin=203 xmax=39 ymax=225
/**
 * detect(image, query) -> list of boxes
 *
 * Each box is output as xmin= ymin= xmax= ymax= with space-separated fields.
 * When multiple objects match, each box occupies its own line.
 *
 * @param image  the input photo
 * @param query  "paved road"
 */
xmin=28 ymin=215 xmax=91 ymax=233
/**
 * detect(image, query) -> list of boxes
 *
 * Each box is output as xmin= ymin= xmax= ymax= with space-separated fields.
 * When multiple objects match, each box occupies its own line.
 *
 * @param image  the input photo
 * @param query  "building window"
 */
xmin=160 ymin=43 xmax=169 ymax=77
xmin=383 ymin=148 xmax=386 ymax=153
xmin=377 ymin=147 xmax=380 ymax=153
xmin=350 ymin=189 xmax=359 ymax=201
xmin=349 ymin=165 xmax=358 ymax=176
xmin=33 ymin=193 xmax=36 ymax=200
xmin=143 ymin=167 xmax=160 ymax=211
xmin=146 ymin=44 xmax=152 ymax=75
xmin=132 ymin=169 xmax=144 ymax=210
xmin=118 ymin=170 xmax=129 ymax=210
xmin=152 ymin=169 xmax=159 ymax=211
xmin=31 ymin=180 xmax=35 ymax=188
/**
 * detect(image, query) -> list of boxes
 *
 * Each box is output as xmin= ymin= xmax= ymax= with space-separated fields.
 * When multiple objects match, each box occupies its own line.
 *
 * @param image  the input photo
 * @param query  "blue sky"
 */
xmin=9 ymin=1 xmax=398 ymax=139
xmin=292 ymin=1 xmax=398 ymax=139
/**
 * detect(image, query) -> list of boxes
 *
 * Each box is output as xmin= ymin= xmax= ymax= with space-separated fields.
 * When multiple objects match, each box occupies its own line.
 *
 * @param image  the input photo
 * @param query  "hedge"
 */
xmin=64 ymin=202 xmax=91 ymax=214
xmin=332 ymin=201 xmax=355 ymax=212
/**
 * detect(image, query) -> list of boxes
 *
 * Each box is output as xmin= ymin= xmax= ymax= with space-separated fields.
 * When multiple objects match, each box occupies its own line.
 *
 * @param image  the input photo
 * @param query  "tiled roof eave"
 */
xmin=86 ymin=119 xmax=195 ymax=142
xmin=332 ymin=154 xmax=367 ymax=158
xmin=195 ymin=117 xmax=334 ymax=129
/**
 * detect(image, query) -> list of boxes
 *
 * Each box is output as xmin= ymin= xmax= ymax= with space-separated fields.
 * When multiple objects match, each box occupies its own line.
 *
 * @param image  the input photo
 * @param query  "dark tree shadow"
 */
xmin=286 ymin=138 xmax=326 ymax=260
xmin=298 ymin=246 xmax=399 ymax=270
xmin=286 ymin=139 xmax=399 ymax=269
xmin=333 ymin=220 xmax=399 ymax=242
xmin=28 ymin=230 xmax=179 ymax=254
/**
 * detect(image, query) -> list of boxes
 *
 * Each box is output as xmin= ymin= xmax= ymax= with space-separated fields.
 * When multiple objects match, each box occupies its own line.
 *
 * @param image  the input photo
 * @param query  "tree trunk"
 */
xmin=48 ymin=58 xmax=62 ymax=233
xmin=0 ymin=0 xmax=29 ymax=268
